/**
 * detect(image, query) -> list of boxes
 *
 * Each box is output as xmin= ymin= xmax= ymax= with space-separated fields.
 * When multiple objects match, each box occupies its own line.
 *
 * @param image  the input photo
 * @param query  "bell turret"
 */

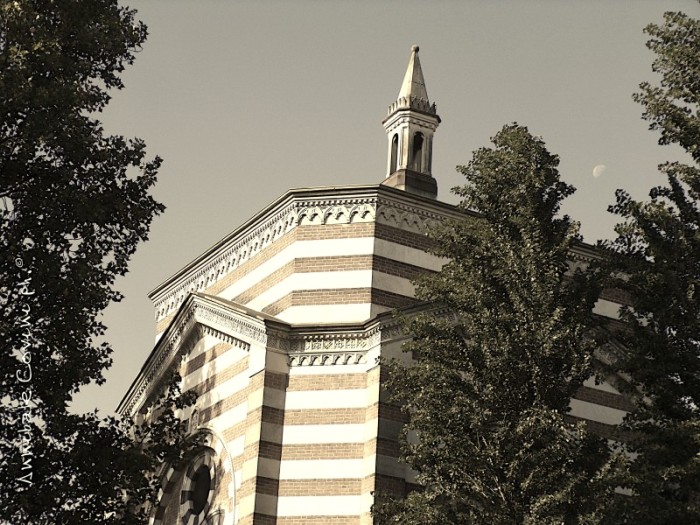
xmin=382 ymin=45 xmax=440 ymax=199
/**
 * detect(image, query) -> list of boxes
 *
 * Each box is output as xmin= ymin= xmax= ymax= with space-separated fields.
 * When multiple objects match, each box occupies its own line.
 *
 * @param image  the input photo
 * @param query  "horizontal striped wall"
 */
xmin=567 ymin=376 xmax=632 ymax=441
xmin=155 ymin=222 xmax=445 ymax=336
xmin=259 ymin=366 xmax=383 ymax=524
xmin=173 ymin=332 xmax=292 ymax=525
xmin=156 ymin=320 xmax=635 ymax=525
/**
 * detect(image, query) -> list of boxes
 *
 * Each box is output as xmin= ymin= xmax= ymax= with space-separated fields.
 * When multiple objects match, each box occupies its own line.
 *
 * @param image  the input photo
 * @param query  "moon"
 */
xmin=592 ymin=164 xmax=607 ymax=178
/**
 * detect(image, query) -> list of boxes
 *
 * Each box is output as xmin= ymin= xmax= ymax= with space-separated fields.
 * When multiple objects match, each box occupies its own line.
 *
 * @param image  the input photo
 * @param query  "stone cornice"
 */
xmin=271 ymin=314 xmax=409 ymax=367
xmin=149 ymin=184 xmax=462 ymax=323
xmin=146 ymin=182 xmax=603 ymax=327
xmin=118 ymin=294 xmax=260 ymax=416
xmin=149 ymin=186 xmax=384 ymax=321
xmin=570 ymin=241 xmax=601 ymax=264
xmin=119 ymin=294 xmax=429 ymax=415
xmin=375 ymin=188 xmax=463 ymax=235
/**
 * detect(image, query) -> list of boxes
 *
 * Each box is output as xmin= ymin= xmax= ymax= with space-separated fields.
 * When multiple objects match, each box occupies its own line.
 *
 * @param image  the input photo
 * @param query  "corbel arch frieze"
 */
xmin=323 ymin=205 xmax=350 ymax=224
xmin=289 ymin=352 xmax=367 ymax=367
xmin=375 ymin=197 xmax=452 ymax=235
xmin=348 ymin=203 xmax=375 ymax=222
xmin=153 ymin=196 xmax=380 ymax=321
xmin=297 ymin=205 xmax=324 ymax=225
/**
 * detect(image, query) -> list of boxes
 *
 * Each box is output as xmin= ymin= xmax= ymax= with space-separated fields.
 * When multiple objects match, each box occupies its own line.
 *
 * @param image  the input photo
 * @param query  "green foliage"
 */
xmin=374 ymin=125 xmax=612 ymax=524
xmin=5 ymin=373 xmax=199 ymax=524
xmin=0 ymin=1 xmax=192 ymax=522
xmin=602 ymin=6 xmax=700 ymax=523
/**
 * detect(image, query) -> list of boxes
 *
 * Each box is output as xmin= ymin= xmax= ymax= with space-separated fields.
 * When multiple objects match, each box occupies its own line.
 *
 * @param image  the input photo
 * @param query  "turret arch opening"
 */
xmin=411 ymin=132 xmax=424 ymax=172
xmin=390 ymin=133 xmax=399 ymax=173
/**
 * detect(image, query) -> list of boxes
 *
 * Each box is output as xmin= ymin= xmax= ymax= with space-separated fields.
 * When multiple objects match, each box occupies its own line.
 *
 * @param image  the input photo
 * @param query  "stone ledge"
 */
xmin=382 ymin=169 xmax=437 ymax=199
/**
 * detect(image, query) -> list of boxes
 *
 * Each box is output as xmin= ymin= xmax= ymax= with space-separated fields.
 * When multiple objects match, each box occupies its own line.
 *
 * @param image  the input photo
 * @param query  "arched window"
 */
xmin=411 ymin=132 xmax=424 ymax=172
xmin=390 ymin=133 xmax=399 ymax=173
xmin=179 ymin=450 xmax=217 ymax=523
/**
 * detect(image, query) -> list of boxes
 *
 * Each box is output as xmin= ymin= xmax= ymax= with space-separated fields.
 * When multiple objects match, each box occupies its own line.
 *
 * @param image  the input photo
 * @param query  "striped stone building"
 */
xmin=118 ymin=46 xmax=632 ymax=525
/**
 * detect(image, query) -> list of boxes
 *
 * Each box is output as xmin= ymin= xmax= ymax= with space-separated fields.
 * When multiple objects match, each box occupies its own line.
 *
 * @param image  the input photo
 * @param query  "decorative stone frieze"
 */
xmin=378 ymin=324 xmax=404 ymax=342
xmin=152 ymin=194 xmax=381 ymax=322
xmin=120 ymin=297 xmax=255 ymax=415
xmin=195 ymin=303 xmax=266 ymax=345
xmin=272 ymin=330 xmax=374 ymax=367
xmin=375 ymin=205 xmax=442 ymax=234
xmin=267 ymin=319 xmax=410 ymax=367
xmin=288 ymin=352 xmax=367 ymax=367
xmin=595 ymin=341 xmax=628 ymax=366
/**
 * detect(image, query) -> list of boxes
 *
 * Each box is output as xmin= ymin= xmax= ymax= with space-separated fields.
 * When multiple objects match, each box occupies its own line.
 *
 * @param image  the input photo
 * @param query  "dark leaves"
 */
xmin=375 ymin=125 xmax=611 ymax=524
xmin=602 ymin=6 xmax=700 ymax=523
xmin=0 ymin=2 xmax=186 ymax=523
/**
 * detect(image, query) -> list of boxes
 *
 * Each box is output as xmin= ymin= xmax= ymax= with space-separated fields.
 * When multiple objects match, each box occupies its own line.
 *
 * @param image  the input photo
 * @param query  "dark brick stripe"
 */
xmin=278 ymin=478 xmax=362 ymax=496
xmin=565 ymin=415 xmax=629 ymax=441
xmin=372 ymin=255 xmax=434 ymax=280
xmin=262 ymin=287 xmax=418 ymax=316
xmin=599 ymin=287 xmax=633 ymax=307
xmin=573 ymin=385 xmax=634 ymax=412
xmin=375 ymin=223 xmax=436 ymax=251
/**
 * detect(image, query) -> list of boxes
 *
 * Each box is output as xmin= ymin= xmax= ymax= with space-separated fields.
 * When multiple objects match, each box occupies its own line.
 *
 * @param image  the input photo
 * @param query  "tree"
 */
xmin=602 ymin=6 xmax=700 ymax=523
xmin=0 ymin=1 xmax=192 ymax=522
xmin=5 ymin=372 xmax=199 ymax=525
xmin=374 ymin=124 xmax=612 ymax=524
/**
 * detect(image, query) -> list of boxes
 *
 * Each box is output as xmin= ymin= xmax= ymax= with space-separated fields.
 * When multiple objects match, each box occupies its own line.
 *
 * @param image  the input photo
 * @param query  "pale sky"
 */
xmin=73 ymin=0 xmax=698 ymax=414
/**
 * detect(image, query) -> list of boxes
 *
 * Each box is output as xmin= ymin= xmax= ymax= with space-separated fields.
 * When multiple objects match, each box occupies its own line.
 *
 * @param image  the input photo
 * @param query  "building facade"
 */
xmin=119 ymin=47 xmax=632 ymax=525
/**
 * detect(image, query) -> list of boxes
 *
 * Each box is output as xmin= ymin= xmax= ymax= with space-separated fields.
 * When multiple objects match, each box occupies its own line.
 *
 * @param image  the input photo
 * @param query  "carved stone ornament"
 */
xmin=284 ymin=325 xmax=393 ymax=367
xmin=120 ymin=297 xmax=259 ymax=416
xmin=196 ymin=304 xmax=267 ymax=344
xmin=375 ymin=200 xmax=444 ymax=235
xmin=153 ymin=194 xmax=381 ymax=322
xmin=288 ymin=352 xmax=367 ymax=367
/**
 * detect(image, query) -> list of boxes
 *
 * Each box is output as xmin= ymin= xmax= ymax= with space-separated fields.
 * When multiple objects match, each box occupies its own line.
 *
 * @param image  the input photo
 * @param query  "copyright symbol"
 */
xmin=15 ymin=258 xmax=23 ymax=268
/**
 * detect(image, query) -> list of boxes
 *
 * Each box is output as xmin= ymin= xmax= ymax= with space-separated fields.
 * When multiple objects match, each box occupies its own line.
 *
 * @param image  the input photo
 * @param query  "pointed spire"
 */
xmin=386 ymin=45 xmax=438 ymax=118
xmin=398 ymin=45 xmax=429 ymax=102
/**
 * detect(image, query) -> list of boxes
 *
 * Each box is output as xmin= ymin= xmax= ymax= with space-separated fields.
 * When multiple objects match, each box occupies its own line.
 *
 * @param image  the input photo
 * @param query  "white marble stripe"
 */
xmin=371 ymin=270 xmax=415 ymax=297
xmin=582 ymin=376 xmax=622 ymax=394
xmin=282 ymin=424 xmax=367 ymax=444
xmin=276 ymin=304 xmax=374 ymax=324
xmin=593 ymin=298 xmax=621 ymax=319
xmin=219 ymin=238 xmax=376 ymax=300
xmin=276 ymin=495 xmax=363 ymax=516
xmin=285 ymin=389 xmax=369 ymax=410
xmin=569 ymin=398 xmax=627 ymax=426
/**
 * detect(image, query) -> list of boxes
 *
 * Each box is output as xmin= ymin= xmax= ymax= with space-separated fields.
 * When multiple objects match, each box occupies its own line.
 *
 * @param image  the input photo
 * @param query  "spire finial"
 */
xmin=411 ymin=44 xmax=419 ymax=53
